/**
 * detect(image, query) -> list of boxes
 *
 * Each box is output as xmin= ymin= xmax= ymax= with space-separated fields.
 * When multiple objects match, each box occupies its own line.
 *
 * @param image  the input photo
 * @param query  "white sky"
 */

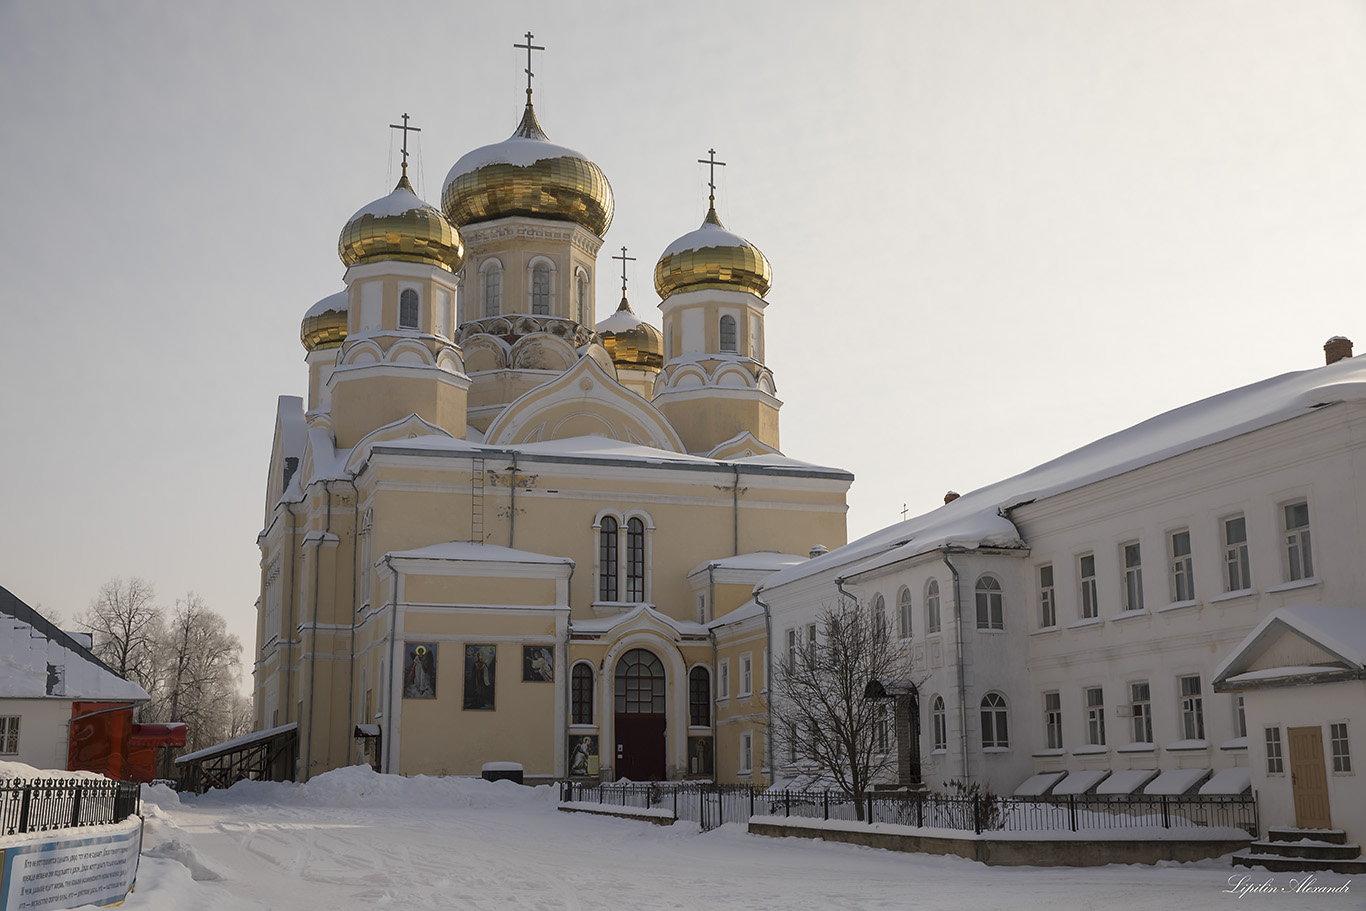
xmin=4 ymin=1 xmax=1366 ymax=693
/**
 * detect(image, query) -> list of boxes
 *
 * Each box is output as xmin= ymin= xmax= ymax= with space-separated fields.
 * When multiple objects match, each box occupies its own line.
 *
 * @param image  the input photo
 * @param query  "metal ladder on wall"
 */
xmin=470 ymin=457 xmax=485 ymax=543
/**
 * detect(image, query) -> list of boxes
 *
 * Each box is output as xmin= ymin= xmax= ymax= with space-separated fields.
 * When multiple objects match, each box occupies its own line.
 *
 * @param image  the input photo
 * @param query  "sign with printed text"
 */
xmin=0 ymin=821 xmax=141 ymax=910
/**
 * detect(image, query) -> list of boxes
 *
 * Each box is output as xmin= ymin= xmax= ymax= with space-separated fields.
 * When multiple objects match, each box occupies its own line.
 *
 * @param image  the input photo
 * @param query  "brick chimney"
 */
xmin=943 ymin=491 xmax=960 ymax=504
xmin=1325 ymin=336 xmax=1353 ymax=365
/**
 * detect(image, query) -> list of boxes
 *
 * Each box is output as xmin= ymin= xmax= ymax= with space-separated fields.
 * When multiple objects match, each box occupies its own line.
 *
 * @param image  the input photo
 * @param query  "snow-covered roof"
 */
xmin=572 ymin=604 xmax=709 ymax=638
xmin=1013 ymin=771 xmax=1066 ymax=797
xmin=176 ymin=722 xmax=297 ymax=766
xmin=687 ymin=552 xmax=809 ymax=579
xmin=1052 ymin=770 xmax=1111 ymax=796
xmin=662 ymin=220 xmax=758 ymax=258
xmin=0 ymin=586 xmax=148 ymax=703
xmin=1199 ymin=768 xmax=1252 ymax=796
xmin=763 ymin=356 xmax=1366 ymax=591
xmin=447 ymin=129 xmax=591 ymax=175
xmin=708 ymin=599 xmax=763 ymax=628
xmin=347 ymin=183 xmax=440 ymax=222
xmin=1144 ymin=768 xmax=1211 ymax=796
xmin=1095 ymin=769 xmax=1158 ymax=795
xmin=594 ymin=304 xmax=658 ymax=335
xmin=1213 ymin=605 xmax=1366 ymax=685
xmin=305 ymin=290 xmax=347 ymax=318
xmin=387 ymin=541 xmax=574 ymax=566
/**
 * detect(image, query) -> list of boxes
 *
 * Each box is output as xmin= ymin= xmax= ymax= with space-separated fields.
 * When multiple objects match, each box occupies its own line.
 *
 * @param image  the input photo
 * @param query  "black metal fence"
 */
xmin=0 ymin=778 xmax=142 ymax=837
xmin=560 ymin=781 xmax=1258 ymax=837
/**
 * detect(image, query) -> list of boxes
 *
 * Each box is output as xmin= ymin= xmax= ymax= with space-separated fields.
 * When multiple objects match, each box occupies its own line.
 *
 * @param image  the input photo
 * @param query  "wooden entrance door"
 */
xmin=614 ymin=649 xmax=667 ymax=781
xmin=1288 ymin=726 xmax=1332 ymax=829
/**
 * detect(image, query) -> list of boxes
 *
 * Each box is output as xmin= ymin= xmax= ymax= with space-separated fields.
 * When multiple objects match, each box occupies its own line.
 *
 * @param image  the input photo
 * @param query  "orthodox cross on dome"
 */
xmin=901 ymin=503 xmax=909 ymax=520
xmin=389 ymin=113 xmax=421 ymax=177
xmin=514 ymin=31 xmax=545 ymax=100
xmin=698 ymin=148 xmax=727 ymax=205
xmin=612 ymin=246 xmax=636 ymax=307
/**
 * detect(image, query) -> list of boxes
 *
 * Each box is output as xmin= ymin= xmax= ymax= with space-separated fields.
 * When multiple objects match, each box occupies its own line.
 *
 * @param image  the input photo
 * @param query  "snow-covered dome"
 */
xmin=441 ymin=100 xmax=614 ymax=237
xmin=338 ymin=174 xmax=465 ymax=273
xmin=301 ymin=290 xmax=348 ymax=352
xmin=654 ymin=203 xmax=771 ymax=300
xmin=594 ymin=297 xmax=663 ymax=370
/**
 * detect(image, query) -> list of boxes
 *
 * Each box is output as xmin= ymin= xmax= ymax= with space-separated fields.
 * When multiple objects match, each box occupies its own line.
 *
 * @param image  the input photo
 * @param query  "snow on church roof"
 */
xmin=1213 ymin=605 xmax=1366 ymax=685
xmin=762 ymin=356 xmax=1366 ymax=591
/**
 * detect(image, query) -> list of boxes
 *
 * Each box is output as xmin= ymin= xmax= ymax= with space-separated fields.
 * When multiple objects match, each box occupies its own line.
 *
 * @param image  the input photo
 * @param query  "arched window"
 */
xmin=926 ymin=579 xmax=941 ymax=633
xmin=719 ymin=315 xmax=737 ymax=352
xmin=576 ymin=271 xmax=588 ymax=324
xmin=898 ymin=587 xmax=913 ymax=639
xmin=598 ymin=517 xmax=618 ymax=602
xmin=872 ymin=594 xmax=887 ymax=643
xmin=399 ymin=288 xmax=419 ymax=329
xmin=571 ymin=663 xmax=594 ymax=725
xmin=532 ymin=264 xmax=550 ymax=315
xmin=615 ymin=649 xmax=665 ymax=714
xmin=484 ymin=264 xmax=502 ymax=316
xmin=689 ymin=666 xmax=711 ymax=726
xmin=626 ymin=517 xmax=645 ymax=602
xmin=932 ymin=695 xmax=947 ymax=751
xmin=975 ymin=575 xmax=1003 ymax=630
xmin=981 ymin=693 xmax=1009 ymax=748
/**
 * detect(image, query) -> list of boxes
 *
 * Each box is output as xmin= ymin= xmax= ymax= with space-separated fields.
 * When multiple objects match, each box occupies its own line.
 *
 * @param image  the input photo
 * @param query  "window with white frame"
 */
xmin=718 ymin=659 xmax=730 ymax=699
xmin=1079 ymin=553 xmax=1098 ymax=619
xmin=1170 ymin=530 xmax=1195 ymax=602
xmin=625 ymin=517 xmax=646 ymax=602
xmin=1236 ymin=695 xmax=1246 ymax=739
xmin=719 ymin=314 xmax=737 ymax=352
xmin=877 ymin=705 xmax=890 ymax=753
xmin=696 ymin=595 xmax=706 ymax=624
xmin=575 ymin=270 xmax=589 ymax=324
xmin=1224 ymin=515 xmax=1251 ymax=592
xmin=739 ymin=653 xmax=753 ymax=697
xmin=873 ymin=594 xmax=887 ymax=642
xmin=1038 ymin=564 xmax=1056 ymax=628
xmin=975 ymin=575 xmax=1003 ymax=630
xmin=1130 ymin=681 xmax=1152 ymax=743
xmin=1332 ymin=722 xmax=1351 ymax=772
xmin=531 ymin=263 xmax=551 ymax=315
xmin=0 ymin=716 xmax=18 ymax=754
xmin=1044 ymin=691 xmax=1062 ymax=749
xmin=1284 ymin=501 xmax=1314 ymax=581
xmin=1265 ymin=726 xmax=1284 ymax=773
xmin=786 ymin=628 xmax=798 ymax=671
xmin=1122 ymin=542 xmax=1144 ymax=611
xmin=689 ymin=666 xmax=710 ymax=726
xmin=571 ymin=663 xmax=594 ymax=725
xmin=1086 ymin=686 xmax=1106 ymax=746
xmin=926 ymin=579 xmax=941 ymax=633
xmin=806 ymin=622 xmax=817 ymax=660
xmin=483 ymin=263 xmax=502 ymax=316
xmin=981 ymin=693 xmax=1009 ymax=748
xmin=932 ymin=696 xmax=947 ymax=751
xmin=740 ymin=730 xmax=753 ymax=772
xmin=899 ymin=587 xmax=913 ymax=639
xmin=598 ymin=517 xmax=618 ymax=601
xmin=399 ymin=288 xmax=420 ymax=329
xmin=1179 ymin=675 xmax=1204 ymax=740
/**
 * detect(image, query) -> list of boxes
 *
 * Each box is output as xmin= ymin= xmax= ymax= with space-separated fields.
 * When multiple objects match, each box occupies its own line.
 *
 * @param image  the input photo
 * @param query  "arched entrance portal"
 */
xmin=614 ymin=648 xmax=666 ymax=781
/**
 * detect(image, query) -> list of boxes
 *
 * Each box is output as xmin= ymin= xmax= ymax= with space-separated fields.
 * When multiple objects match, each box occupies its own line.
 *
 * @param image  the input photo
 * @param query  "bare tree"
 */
xmin=772 ymin=598 xmax=912 ymax=820
xmin=76 ymin=577 xmax=164 ymax=694
xmin=158 ymin=593 xmax=244 ymax=755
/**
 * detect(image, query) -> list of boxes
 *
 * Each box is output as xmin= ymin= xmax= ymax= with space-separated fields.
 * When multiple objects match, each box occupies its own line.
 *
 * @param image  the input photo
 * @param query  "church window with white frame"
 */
xmin=739 ymin=653 xmax=753 ymax=697
xmin=981 ymin=693 xmax=1009 ymax=748
xmin=1332 ymin=722 xmax=1351 ymax=772
xmin=1170 ymin=530 xmax=1195 ymax=602
xmin=1283 ymin=500 xmax=1314 ymax=581
xmin=932 ymin=696 xmax=947 ymax=751
xmin=1224 ymin=515 xmax=1251 ymax=592
xmin=739 ymin=730 xmax=753 ymax=772
xmin=1130 ymin=681 xmax=1153 ymax=743
xmin=1043 ymin=691 xmax=1062 ymax=750
xmin=898 ymin=587 xmax=913 ymax=639
xmin=1038 ymin=564 xmax=1056 ymax=628
xmin=571 ymin=663 xmax=594 ymax=725
xmin=975 ymin=575 xmax=1003 ymax=630
xmin=598 ymin=516 xmax=618 ymax=602
xmin=483 ymin=262 xmax=502 ymax=316
xmin=718 ymin=659 xmax=730 ymax=699
xmin=625 ymin=517 xmax=646 ymax=602
xmin=872 ymin=594 xmax=887 ymax=642
xmin=1179 ymin=674 xmax=1204 ymax=740
xmin=719 ymin=314 xmax=737 ymax=352
xmin=575 ymin=270 xmax=589 ymax=324
xmin=1122 ymin=542 xmax=1144 ymax=611
xmin=689 ymin=666 xmax=711 ymax=726
xmin=1085 ymin=686 xmax=1106 ymax=746
xmin=925 ymin=579 xmax=941 ymax=633
xmin=1264 ymin=726 xmax=1283 ymax=774
xmin=531 ymin=263 xmax=551 ymax=315
xmin=399 ymin=288 xmax=420 ymax=330
xmin=1078 ymin=553 xmax=1098 ymax=619
xmin=786 ymin=628 xmax=798 ymax=670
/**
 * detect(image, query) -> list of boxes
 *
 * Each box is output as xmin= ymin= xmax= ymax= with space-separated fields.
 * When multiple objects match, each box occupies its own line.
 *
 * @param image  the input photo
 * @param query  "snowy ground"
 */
xmin=114 ymin=766 xmax=1357 ymax=911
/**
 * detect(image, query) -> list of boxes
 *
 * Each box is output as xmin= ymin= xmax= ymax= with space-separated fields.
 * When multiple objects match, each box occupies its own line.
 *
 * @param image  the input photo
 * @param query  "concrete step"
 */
xmin=1247 ymin=839 xmax=1361 ymax=860
xmin=1233 ymin=852 xmax=1366 ymax=875
xmin=1267 ymin=826 xmax=1347 ymax=845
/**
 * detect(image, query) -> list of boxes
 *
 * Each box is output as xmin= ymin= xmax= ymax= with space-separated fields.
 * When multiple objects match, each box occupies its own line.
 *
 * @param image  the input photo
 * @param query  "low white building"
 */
xmin=759 ymin=342 xmax=1365 ymax=838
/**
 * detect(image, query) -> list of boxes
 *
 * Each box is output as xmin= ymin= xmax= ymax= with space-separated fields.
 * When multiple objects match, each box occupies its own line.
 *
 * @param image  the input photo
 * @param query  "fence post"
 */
xmin=749 ymin=785 xmax=754 ymax=820
xmin=973 ymin=794 xmax=982 ymax=835
xmin=823 ymin=791 xmax=829 ymax=821
xmin=70 ymin=787 xmax=82 ymax=828
xmin=785 ymin=790 xmax=790 ymax=818
xmin=673 ymin=787 xmax=678 ymax=820
xmin=1069 ymin=794 xmax=1077 ymax=833
xmin=917 ymin=794 xmax=923 ymax=828
xmin=1161 ymin=795 xmax=1170 ymax=829
xmin=868 ymin=793 xmax=874 ymax=825
xmin=18 ymin=785 xmax=31 ymax=834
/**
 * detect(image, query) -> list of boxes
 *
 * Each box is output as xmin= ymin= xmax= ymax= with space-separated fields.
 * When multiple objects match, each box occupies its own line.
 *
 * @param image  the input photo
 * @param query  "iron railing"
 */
xmin=0 ymin=778 xmax=142 ymax=836
xmin=560 ymin=781 xmax=1258 ymax=836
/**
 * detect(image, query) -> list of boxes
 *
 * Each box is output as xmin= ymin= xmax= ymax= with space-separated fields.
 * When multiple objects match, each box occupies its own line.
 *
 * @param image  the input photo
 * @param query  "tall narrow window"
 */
xmin=1332 ymin=723 xmax=1351 ymax=772
xmin=873 ymin=594 xmax=887 ymax=642
xmin=786 ymin=628 xmax=798 ymax=670
xmin=1284 ymin=501 xmax=1314 ymax=581
xmin=877 ymin=705 xmax=890 ymax=753
xmin=719 ymin=315 xmax=737 ymax=352
xmin=932 ymin=696 xmax=947 ymax=751
xmin=1224 ymin=515 xmax=1251 ymax=591
xmin=740 ymin=730 xmax=753 ymax=771
xmin=1044 ymin=692 xmax=1063 ymax=749
xmin=739 ymin=654 xmax=753 ymax=696
xmin=899 ymin=588 xmax=913 ymax=639
xmin=1179 ymin=675 xmax=1204 ymax=740
xmin=571 ymin=663 xmax=594 ymax=725
xmin=975 ymin=575 xmax=1003 ymax=630
xmin=806 ymin=623 xmax=817 ymax=660
xmin=1265 ymin=726 xmax=1284 ymax=773
xmin=1236 ymin=695 xmax=1247 ymax=738
xmin=598 ymin=517 xmax=618 ymax=602
xmin=1130 ymin=681 xmax=1152 ymax=743
xmin=926 ymin=579 xmax=941 ymax=633
xmin=484 ymin=265 xmax=502 ymax=316
xmin=532 ymin=264 xmax=550 ymax=315
xmin=1171 ymin=530 xmax=1195 ymax=601
xmin=576 ymin=272 xmax=588 ymax=324
xmin=1038 ymin=564 xmax=1056 ymax=628
xmin=718 ymin=660 xmax=730 ymax=699
xmin=1079 ymin=553 xmax=1098 ymax=619
xmin=689 ymin=667 xmax=710 ymax=726
xmin=399 ymin=288 xmax=420 ymax=329
xmin=1086 ymin=687 xmax=1106 ymax=746
xmin=981 ymin=693 xmax=1009 ymax=748
xmin=625 ymin=517 xmax=645 ymax=602
xmin=1122 ymin=542 xmax=1144 ymax=611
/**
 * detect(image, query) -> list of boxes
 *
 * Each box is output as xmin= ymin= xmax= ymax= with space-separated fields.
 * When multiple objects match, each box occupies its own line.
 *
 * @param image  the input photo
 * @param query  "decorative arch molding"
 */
xmin=462 ymin=336 xmax=509 ymax=373
xmin=706 ymin=430 xmax=780 ymax=461
xmin=483 ymin=355 xmax=685 ymax=452
xmin=341 ymin=338 xmax=384 ymax=366
xmin=343 ymin=413 xmax=455 ymax=475
xmin=509 ymin=334 xmax=577 ymax=372
xmin=435 ymin=348 xmax=465 ymax=375
xmin=663 ymin=364 xmax=708 ymax=390
xmin=385 ymin=339 xmax=436 ymax=367
xmin=712 ymin=365 xmax=755 ymax=389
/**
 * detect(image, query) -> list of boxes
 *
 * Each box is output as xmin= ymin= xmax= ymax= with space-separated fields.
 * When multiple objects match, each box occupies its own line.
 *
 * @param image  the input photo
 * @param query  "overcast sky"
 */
xmin=4 ymin=1 xmax=1366 ymax=692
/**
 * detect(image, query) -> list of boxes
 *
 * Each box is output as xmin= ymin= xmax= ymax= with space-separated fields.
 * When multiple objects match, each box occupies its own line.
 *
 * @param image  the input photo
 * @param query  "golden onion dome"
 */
xmin=654 ymin=204 xmax=772 ymax=300
xmin=441 ymin=100 xmax=614 ymax=237
xmin=301 ymin=290 xmax=348 ymax=352
xmin=338 ymin=173 xmax=465 ymax=273
xmin=595 ymin=297 xmax=663 ymax=370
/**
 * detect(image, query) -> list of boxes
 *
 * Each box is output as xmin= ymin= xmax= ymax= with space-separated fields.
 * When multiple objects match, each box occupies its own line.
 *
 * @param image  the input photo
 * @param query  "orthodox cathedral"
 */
xmin=253 ymin=53 xmax=850 ymax=784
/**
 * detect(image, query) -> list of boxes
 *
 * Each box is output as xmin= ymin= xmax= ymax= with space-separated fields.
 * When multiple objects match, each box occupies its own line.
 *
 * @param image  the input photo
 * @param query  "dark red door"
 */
xmin=614 ymin=649 xmax=667 ymax=781
xmin=615 ymin=714 xmax=666 ymax=781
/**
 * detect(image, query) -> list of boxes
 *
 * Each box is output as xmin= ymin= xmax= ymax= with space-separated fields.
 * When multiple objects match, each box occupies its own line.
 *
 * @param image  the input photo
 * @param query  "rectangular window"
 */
xmin=1236 ymin=695 xmax=1247 ymax=739
xmin=1170 ymin=530 xmax=1195 ymax=602
xmin=0 ymin=716 xmax=18 ymax=754
xmin=1044 ymin=691 xmax=1063 ymax=750
xmin=806 ymin=623 xmax=817 ymax=661
xmin=1284 ymin=501 xmax=1314 ymax=581
xmin=877 ymin=705 xmax=889 ymax=753
xmin=1332 ymin=723 xmax=1351 ymax=772
xmin=697 ymin=595 xmax=707 ymax=624
xmin=1179 ymin=675 xmax=1204 ymax=741
xmin=1086 ymin=686 xmax=1106 ymax=746
xmin=1079 ymin=554 xmax=1098 ymax=619
xmin=926 ymin=582 xmax=941 ymax=633
xmin=1130 ymin=682 xmax=1152 ymax=743
xmin=1038 ymin=564 xmax=1056 ymax=628
xmin=689 ymin=670 xmax=710 ymax=726
xmin=933 ymin=701 xmax=947 ymax=751
xmin=1122 ymin=542 xmax=1144 ymax=611
xmin=718 ymin=660 xmax=730 ymax=699
xmin=786 ymin=628 xmax=798 ymax=671
xmin=740 ymin=730 xmax=753 ymax=772
xmin=1265 ymin=726 xmax=1284 ymax=774
xmin=1224 ymin=515 xmax=1251 ymax=592
xmin=739 ymin=654 xmax=753 ymax=697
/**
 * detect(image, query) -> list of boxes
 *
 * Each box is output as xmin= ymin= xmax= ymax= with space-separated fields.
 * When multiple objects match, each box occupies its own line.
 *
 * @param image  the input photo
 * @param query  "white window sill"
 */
xmin=687 ymin=725 xmax=712 ymax=733
xmin=569 ymin=723 xmax=598 ymax=732
xmin=1032 ymin=748 xmax=1065 ymax=758
xmin=1267 ymin=577 xmax=1320 ymax=594
xmin=1156 ymin=599 xmax=1199 ymax=614
xmin=982 ymin=746 xmax=1011 ymax=753
xmin=931 ymin=748 xmax=947 ymax=755
xmin=1067 ymin=617 xmax=1103 ymax=630
xmin=1111 ymin=609 xmax=1149 ymax=622
xmin=1165 ymin=739 xmax=1210 ymax=752
xmin=1220 ymin=737 xmax=1248 ymax=751
xmin=1072 ymin=744 xmax=1109 ymax=755
xmin=737 ymin=691 xmax=753 ymax=699
xmin=737 ymin=768 xmax=753 ymax=777
xmin=715 ymin=697 xmax=730 ymax=705
xmin=975 ymin=627 xmax=1007 ymax=634
xmin=1209 ymin=588 xmax=1255 ymax=604
xmin=1117 ymin=741 xmax=1155 ymax=754
xmin=1031 ymin=625 xmax=1061 ymax=636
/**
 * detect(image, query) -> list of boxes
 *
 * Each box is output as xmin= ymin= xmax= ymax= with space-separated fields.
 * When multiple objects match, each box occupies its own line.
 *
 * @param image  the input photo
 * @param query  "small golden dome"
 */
xmin=338 ymin=173 xmax=465 ymax=273
xmin=654 ymin=204 xmax=771 ymax=300
xmin=595 ymin=297 xmax=664 ymax=370
xmin=301 ymin=290 xmax=348 ymax=352
xmin=441 ymin=101 xmax=614 ymax=237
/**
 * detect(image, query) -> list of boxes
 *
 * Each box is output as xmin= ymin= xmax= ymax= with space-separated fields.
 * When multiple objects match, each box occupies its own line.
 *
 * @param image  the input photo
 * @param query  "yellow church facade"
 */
xmin=254 ymin=74 xmax=851 ymax=785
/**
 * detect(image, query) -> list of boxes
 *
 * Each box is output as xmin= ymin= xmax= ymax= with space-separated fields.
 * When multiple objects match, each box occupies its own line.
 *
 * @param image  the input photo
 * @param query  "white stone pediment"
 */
xmin=707 ymin=430 xmax=780 ymax=461
xmin=343 ymin=414 xmax=454 ymax=475
xmin=1214 ymin=606 xmax=1366 ymax=687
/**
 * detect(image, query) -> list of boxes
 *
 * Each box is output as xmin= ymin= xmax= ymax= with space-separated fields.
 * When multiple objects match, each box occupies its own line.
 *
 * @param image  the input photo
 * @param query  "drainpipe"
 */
xmin=304 ymin=480 xmax=333 ymax=782
xmin=707 ymin=564 xmax=717 ymax=625
xmin=561 ymin=560 xmax=574 ymax=779
xmin=344 ymin=478 xmax=360 ymax=766
xmin=508 ymin=452 xmax=519 ymax=549
xmin=382 ymin=554 xmax=400 ymax=774
xmin=732 ymin=464 xmax=741 ymax=556
xmin=835 ymin=577 xmax=854 ymax=606
xmin=754 ymin=588 xmax=773 ymax=785
xmin=941 ymin=547 xmax=968 ymax=782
